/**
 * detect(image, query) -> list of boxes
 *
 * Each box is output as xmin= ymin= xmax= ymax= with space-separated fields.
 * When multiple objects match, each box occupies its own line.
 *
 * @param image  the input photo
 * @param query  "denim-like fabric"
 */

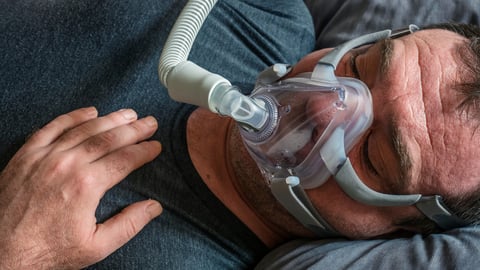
xmin=0 ymin=0 xmax=315 ymax=269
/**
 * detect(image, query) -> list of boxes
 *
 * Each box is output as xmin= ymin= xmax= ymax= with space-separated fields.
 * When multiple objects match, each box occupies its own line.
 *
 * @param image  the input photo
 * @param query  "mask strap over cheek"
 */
xmin=415 ymin=196 xmax=468 ymax=230
xmin=322 ymin=127 xmax=422 ymax=206
xmin=324 ymin=127 xmax=467 ymax=230
xmin=270 ymin=176 xmax=339 ymax=236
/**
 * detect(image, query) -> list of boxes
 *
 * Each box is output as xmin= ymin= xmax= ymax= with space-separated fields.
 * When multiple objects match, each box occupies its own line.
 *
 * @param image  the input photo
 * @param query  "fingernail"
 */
xmin=85 ymin=106 xmax=98 ymax=116
xmin=144 ymin=116 xmax=157 ymax=127
xmin=146 ymin=200 xmax=163 ymax=218
xmin=120 ymin=109 xmax=136 ymax=120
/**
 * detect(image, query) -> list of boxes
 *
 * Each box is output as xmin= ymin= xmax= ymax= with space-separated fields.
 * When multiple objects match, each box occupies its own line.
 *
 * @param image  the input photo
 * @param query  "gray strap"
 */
xmin=335 ymin=159 xmax=421 ymax=206
xmin=312 ymin=30 xmax=392 ymax=83
xmin=320 ymin=126 xmax=421 ymax=206
xmin=416 ymin=195 xmax=468 ymax=230
xmin=317 ymin=29 xmax=392 ymax=70
xmin=255 ymin=63 xmax=292 ymax=85
xmin=270 ymin=176 xmax=339 ymax=236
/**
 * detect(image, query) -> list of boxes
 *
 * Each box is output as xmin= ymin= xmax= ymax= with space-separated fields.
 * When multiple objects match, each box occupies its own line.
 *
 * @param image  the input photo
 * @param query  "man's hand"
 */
xmin=0 ymin=107 xmax=163 ymax=269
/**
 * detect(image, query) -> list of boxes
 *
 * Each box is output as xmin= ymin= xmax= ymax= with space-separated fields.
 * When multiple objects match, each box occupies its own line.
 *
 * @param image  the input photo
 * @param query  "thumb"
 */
xmin=92 ymin=200 xmax=162 ymax=259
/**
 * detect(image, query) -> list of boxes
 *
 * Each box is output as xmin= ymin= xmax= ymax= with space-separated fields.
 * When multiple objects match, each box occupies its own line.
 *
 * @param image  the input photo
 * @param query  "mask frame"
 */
xmin=248 ymin=25 xmax=467 ymax=236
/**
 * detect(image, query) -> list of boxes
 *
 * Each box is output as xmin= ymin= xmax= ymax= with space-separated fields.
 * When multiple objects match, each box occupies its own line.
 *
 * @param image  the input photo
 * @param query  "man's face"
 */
xmin=289 ymin=29 xmax=480 ymax=238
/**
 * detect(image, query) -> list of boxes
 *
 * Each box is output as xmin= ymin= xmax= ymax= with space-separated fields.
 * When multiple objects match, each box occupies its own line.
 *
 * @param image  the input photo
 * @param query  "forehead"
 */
xmin=380 ymin=29 xmax=480 ymax=196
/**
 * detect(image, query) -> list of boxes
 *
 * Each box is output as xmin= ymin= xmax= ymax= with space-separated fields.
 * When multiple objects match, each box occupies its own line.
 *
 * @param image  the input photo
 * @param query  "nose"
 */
xmin=306 ymin=91 xmax=342 ymax=142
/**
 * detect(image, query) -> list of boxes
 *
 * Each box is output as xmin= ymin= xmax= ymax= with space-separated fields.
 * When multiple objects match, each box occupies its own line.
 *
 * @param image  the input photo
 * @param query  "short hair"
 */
xmin=429 ymin=22 xmax=480 ymax=228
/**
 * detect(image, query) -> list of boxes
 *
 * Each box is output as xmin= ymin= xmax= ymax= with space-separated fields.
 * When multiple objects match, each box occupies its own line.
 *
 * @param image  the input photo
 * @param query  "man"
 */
xmin=191 ymin=23 xmax=480 ymax=240
xmin=1 ymin=1 xmax=480 ymax=269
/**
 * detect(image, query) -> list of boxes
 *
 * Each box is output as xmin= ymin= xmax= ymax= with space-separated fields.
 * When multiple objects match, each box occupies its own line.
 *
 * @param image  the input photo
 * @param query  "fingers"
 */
xmin=71 ymin=116 xmax=159 ymax=162
xmin=21 ymin=107 xmax=98 ymax=152
xmin=19 ymin=107 xmax=162 ymax=193
xmin=69 ymin=114 xmax=161 ymax=193
xmin=52 ymin=109 xmax=139 ymax=152
xmin=90 ymin=140 xmax=162 ymax=192
xmin=92 ymin=200 xmax=162 ymax=260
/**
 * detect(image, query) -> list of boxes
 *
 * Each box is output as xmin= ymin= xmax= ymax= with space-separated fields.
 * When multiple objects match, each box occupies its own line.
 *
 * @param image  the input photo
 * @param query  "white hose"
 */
xmin=158 ymin=0 xmax=231 ymax=111
xmin=158 ymin=0 xmax=269 ymax=130
xmin=158 ymin=0 xmax=217 ymax=86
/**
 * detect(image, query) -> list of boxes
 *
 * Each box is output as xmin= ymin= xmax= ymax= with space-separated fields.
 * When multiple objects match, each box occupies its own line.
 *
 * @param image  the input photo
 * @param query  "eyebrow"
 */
xmin=390 ymin=120 xmax=413 ymax=191
xmin=379 ymin=38 xmax=413 ymax=190
xmin=379 ymin=38 xmax=394 ymax=76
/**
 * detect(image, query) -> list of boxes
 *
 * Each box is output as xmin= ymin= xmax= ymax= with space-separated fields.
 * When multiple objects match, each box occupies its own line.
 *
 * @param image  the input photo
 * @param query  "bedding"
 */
xmin=304 ymin=0 xmax=480 ymax=48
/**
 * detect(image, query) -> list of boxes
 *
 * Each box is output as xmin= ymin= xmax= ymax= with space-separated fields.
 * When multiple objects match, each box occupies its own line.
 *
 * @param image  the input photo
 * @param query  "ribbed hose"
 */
xmin=157 ymin=0 xmax=269 ymax=130
xmin=158 ymin=0 xmax=217 ymax=88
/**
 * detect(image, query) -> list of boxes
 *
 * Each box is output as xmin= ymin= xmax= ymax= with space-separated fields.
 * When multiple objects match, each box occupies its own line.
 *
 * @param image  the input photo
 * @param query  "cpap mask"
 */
xmin=243 ymin=70 xmax=373 ymax=190
xmin=159 ymin=0 xmax=468 ymax=236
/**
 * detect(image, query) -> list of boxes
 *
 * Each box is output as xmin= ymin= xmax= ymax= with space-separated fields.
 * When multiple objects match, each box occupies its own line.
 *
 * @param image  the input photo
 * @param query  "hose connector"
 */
xmin=210 ymin=84 xmax=269 ymax=130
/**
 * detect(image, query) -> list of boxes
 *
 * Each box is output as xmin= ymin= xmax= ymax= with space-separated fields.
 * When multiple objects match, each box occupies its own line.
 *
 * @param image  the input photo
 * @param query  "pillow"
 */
xmin=304 ymin=0 xmax=480 ymax=48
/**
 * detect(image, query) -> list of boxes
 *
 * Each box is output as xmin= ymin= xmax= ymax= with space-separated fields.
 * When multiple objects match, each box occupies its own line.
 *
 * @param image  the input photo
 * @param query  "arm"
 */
xmin=0 ymin=107 xmax=162 ymax=269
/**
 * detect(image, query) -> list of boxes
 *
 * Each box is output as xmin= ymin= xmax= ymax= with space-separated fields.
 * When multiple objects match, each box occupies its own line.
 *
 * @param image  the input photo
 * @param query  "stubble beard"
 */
xmin=226 ymin=124 xmax=314 ymax=239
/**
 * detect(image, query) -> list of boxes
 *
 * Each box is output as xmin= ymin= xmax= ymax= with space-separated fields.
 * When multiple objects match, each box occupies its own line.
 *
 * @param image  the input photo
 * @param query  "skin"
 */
xmin=189 ymin=28 xmax=480 ymax=244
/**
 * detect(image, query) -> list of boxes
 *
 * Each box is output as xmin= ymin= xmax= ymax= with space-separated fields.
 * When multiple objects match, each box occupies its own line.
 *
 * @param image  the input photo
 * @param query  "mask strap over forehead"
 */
xmin=312 ymin=25 xmax=419 ymax=83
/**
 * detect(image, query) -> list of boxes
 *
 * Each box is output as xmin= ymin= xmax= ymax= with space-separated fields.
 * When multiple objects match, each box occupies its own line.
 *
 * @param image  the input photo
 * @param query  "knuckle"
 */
xmin=56 ymin=125 xmax=88 ymax=144
xmin=105 ymin=148 xmax=137 ymax=175
xmin=106 ymin=157 xmax=129 ymax=176
xmin=123 ymin=215 xmax=141 ymax=239
xmin=29 ymin=125 xmax=50 ymax=141
xmin=84 ymin=131 xmax=117 ymax=153
xmin=138 ymin=141 xmax=161 ymax=160
xmin=98 ymin=130 xmax=117 ymax=145
xmin=48 ymin=113 xmax=74 ymax=132
xmin=72 ymin=171 xmax=97 ymax=193
xmin=118 ymin=146 xmax=137 ymax=160
xmin=128 ymin=121 xmax=145 ymax=136
xmin=46 ymin=153 xmax=73 ymax=177
xmin=11 ymin=150 xmax=42 ymax=169
xmin=27 ymin=121 xmax=61 ymax=145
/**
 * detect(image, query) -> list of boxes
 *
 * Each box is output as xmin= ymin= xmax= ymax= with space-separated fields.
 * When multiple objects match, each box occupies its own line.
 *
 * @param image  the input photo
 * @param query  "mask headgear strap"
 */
xmin=312 ymin=25 xmax=419 ymax=83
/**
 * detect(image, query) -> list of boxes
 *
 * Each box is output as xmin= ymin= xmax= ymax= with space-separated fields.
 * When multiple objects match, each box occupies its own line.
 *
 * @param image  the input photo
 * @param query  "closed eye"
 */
xmin=349 ymin=45 xmax=372 ymax=79
xmin=363 ymin=131 xmax=379 ymax=176
xmin=350 ymin=52 xmax=361 ymax=78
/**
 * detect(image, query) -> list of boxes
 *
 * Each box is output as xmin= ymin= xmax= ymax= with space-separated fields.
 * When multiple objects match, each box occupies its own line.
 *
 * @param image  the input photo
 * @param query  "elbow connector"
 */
xmin=165 ymin=61 xmax=270 ymax=131
xmin=210 ymin=84 xmax=269 ymax=130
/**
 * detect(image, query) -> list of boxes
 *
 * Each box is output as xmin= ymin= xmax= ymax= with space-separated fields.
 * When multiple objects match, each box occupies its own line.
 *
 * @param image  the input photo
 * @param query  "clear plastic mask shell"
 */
xmin=239 ymin=73 xmax=373 ymax=189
